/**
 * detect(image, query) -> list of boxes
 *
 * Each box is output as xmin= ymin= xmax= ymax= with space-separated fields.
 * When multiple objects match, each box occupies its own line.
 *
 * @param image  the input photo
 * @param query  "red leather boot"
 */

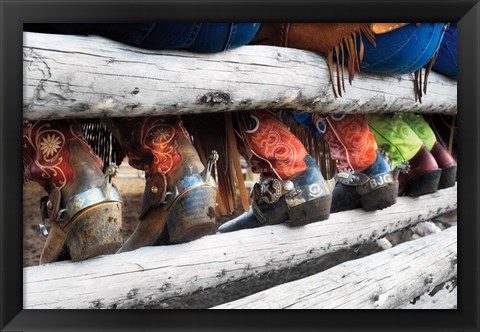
xmin=104 ymin=116 xmax=217 ymax=252
xmin=23 ymin=120 xmax=123 ymax=264
xmin=312 ymin=113 xmax=406 ymax=212
xmin=219 ymin=110 xmax=334 ymax=233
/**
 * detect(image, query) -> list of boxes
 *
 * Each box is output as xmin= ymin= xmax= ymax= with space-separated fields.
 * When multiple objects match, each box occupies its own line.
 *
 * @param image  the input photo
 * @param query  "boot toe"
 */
xmin=218 ymin=210 xmax=264 ymax=233
xmin=167 ymin=185 xmax=218 ymax=243
xmin=66 ymin=201 xmax=123 ymax=261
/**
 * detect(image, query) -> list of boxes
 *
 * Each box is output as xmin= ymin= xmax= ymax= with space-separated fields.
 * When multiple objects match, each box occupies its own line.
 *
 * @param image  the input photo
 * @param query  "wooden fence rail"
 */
xmin=23 ymin=185 xmax=456 ymax=309
xmin=22 ymin=31 xmax=458 ymax=310
xmin=213 ymin=226 xmax=457 ymax=309
xmin=23 ymin=32 xmax=457 ymax=120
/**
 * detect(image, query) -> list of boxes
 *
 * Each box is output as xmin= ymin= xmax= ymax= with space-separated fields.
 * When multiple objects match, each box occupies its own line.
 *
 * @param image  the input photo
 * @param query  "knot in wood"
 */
xmin=199 ymin=92 xmax=231 ymax=106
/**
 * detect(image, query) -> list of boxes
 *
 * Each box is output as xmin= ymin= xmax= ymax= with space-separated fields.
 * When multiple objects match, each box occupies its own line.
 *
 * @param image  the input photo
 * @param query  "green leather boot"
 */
xmin=367 ymin=114 xmax=441 ymax=196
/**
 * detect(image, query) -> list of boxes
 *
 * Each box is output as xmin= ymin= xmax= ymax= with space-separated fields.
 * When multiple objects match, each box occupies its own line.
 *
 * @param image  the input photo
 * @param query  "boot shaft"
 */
xmin=104 ymin=116 xmax=201 ymax=179
xmin=105 ymin=116 xmax=217 ymax=252
xmin=243 ymin=110 xmax=308 ymax=180
xmin=312 ymin=113 xmax=378 ymax=172
xmin=367 ymin=114 xmax=424 ymax=169
xmin=396 ymin=113 xmax=456 ymax=169
xmin=23 ymin=120 xmax=103 ymax=194
xmin=397 ymin=113 xmax=436 ymax=151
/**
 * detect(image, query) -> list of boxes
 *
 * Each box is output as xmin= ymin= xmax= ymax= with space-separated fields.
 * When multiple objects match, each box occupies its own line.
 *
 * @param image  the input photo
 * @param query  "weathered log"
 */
xmin=23 ymin=32 xmax=457 ymax=120
xmin=213 ymin=226 xmax=457 ymax=309
xmin=23 ymin=185 xmax=457 ymax=309
xmin=396 ymin=279 xmax=457 ymax=309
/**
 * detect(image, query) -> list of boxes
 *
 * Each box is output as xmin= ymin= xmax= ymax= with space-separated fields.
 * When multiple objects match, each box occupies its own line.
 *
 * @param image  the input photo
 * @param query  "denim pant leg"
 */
xmin=292 ymin=113 xmax=324 ymax=139
xmin=432 ymin=23 xmax=457 ymax=79
xmin=360 ymin=23 xmax=448 ymax=75
xmin=45 ymin=23 xmax=260 ymax=53
xmin=140 ymin=23 xmax=260 ymax=52
xmin=187 ymin=23 xmax=260 ymax=52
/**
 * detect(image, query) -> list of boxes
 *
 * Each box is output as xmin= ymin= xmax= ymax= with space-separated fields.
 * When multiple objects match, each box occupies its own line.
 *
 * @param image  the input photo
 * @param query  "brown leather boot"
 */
xmin=23 ymin=120 xmax=123 ymax=264
xmin=398 ymin=146 xmax=441 ymax=196
xmin=104 ymin=116 xmax=217 ymax=252
xmin=428 ymin=141 xmax=456 ymax=190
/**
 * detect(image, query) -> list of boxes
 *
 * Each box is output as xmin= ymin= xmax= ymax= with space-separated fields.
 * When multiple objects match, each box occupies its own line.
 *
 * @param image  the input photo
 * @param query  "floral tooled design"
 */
xmin=40 ymin=134 xmax=62 ymax=158
xmin=245 ymin=110 xmax=308 ymax=180
xmin=315 ymin=114 xmax=377 ymax=172
xmin=23 ymin=120 xmax=101 ymax=192
xmin=397 ymin=113 xmax=436 ymax=151
xmin=129 ymin=116 xmax=188 ymax=177
xmin=23 ymin=121 xmax=68 ymax=190
xmin=367 ymin=114 xmax=424 ymax=169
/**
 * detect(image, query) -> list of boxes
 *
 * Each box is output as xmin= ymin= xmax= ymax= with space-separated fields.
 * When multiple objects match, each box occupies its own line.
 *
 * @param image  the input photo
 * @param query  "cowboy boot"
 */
xmin=398 ymin=113 xmax=457 ymax=189
xmin=367 ymin=114 xmax=442 ymax=196
xmin=312 ymin=113 xmax=405 ymax=212
xmin=23 ymin=120 xmax=123 ymax=264
xmin=218 ymin=110 xmax=334 ymax=233
xmin=103 ymin=116 xmax=217 ymax=252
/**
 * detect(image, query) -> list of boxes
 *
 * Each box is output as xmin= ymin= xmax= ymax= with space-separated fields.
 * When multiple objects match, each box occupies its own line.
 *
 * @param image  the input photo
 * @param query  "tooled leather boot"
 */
xmin=103 ymin=116 xmax=217 ymax=252
xmin=398 ymin=113 xmax=457 ymax=189
xmin=23 ymin=120 xmax=123 ymax=264
xmin=312 ymin=113 xmax=406 ymax=212
xmin=367 ymin=114 xmax=442 ymax=196
xmin=218 ymin=110 xmax=334 ymax=233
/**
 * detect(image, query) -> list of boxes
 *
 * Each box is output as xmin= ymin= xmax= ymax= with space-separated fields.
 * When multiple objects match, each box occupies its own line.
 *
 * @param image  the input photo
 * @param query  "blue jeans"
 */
xmin=294 ymin=23 xmax=448 ymax=131
xmin=432 ymin=23 xmax=457 ymax=79
xmin=360 ymin=23 xmax=447 ymax=75
xmin=48 ymin=23 xmax=260 ymax=53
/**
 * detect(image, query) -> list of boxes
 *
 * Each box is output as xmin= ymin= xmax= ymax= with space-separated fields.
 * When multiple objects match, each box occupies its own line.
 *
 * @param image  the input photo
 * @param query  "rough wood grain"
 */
xmin=396 ymin=279 xmax=457 ymax=309
xmin=23 ymin=185 xmax=457 ymax=309
xmin=23 ymin=32 xmax=457 ymax=120
xmin=213 ymin=227 xmax=457 ymax=309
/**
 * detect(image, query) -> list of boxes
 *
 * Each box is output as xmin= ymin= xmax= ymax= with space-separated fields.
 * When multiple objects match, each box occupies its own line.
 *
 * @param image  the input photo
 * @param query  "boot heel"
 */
xmin=66 ymin=202 xmax=123 ymax=261
xmin=287 ymin=194 xmax=332 ymax=226
xmin=405 ymin=169 xmax=441 ymax=197
xmin=360 ymin=182 xmax=398 ymax=211
xmin=167 ymin=186 xmax=217 ymax=244
xmin=438 ymin=166 xmax=457 ymax=189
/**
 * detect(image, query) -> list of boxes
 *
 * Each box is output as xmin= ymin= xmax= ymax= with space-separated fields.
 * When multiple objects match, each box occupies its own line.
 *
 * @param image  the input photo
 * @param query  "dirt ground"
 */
xmin=23 ymin=163 xmax=243 ymax=267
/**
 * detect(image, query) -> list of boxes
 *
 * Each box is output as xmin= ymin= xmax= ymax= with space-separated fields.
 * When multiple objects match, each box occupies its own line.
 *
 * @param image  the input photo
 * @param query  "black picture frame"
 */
xmin=1 ymin=0 xmax=478 ymax=331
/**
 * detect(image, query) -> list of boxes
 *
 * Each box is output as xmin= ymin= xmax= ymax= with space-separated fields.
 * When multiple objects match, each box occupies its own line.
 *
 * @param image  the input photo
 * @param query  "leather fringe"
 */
xmin=183 ymin=113 xmax=249 ymax=217
xmin=79 ymin=119 xmax=125 ymax=172
xmin=279 ymin=111 xmax=336 ymax=180
xmin=328 ymin=26 xmax=376 ymax=98
xmin=414 ymin=50 xmax=439 ymax=103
